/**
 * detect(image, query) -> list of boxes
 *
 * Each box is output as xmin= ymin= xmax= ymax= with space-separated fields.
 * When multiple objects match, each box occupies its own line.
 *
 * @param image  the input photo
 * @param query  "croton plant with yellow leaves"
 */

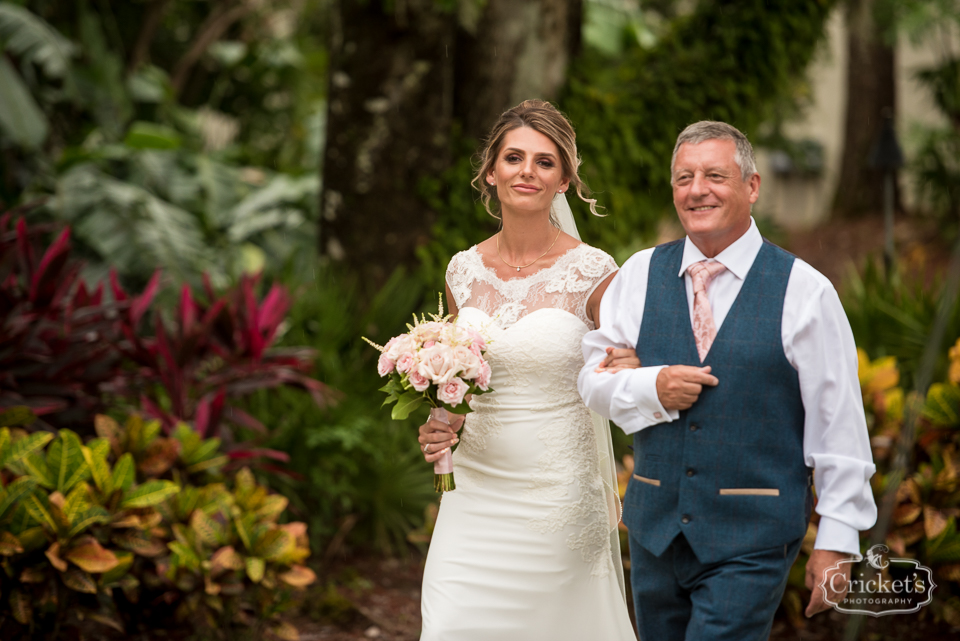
xmin=858 ymin=338 xmax=960 ymax=625
xmin=0 ymin=410 xmax=315 ymax=640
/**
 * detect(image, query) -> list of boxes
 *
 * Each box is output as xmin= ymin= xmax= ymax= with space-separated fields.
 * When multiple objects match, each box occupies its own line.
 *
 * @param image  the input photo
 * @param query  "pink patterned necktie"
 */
xmin=687 ymin=260 xmax=728 ymax=361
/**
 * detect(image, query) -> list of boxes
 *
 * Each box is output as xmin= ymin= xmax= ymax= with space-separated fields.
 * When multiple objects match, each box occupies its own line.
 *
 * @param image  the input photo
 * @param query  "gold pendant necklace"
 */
xmin=496 ymin=227 xmax=562 ymax=272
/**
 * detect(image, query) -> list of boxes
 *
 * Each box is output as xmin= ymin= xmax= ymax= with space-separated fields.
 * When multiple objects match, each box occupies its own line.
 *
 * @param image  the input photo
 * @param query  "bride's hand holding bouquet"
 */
xmin=365 ymin=297 xmax=492 ymax=491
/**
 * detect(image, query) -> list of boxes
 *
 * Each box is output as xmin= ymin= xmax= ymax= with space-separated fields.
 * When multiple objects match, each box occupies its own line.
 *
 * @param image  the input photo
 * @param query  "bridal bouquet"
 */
xmin=364 ymin=296 xmax=492 ymax=492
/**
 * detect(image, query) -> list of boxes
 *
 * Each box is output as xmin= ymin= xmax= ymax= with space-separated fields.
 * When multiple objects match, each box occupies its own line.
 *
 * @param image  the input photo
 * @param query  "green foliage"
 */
xmin=0 ymin=411 xmax=315 ymax=639
xmin=1 ymin=1 xmax=324 ymax=290
xmin=244 ymin=263 xmax=438 ymax=556
xmin=842 ymin=258 xmax=960 ymax=390
xmin=563 ymin=0 xmax=837 ymax=254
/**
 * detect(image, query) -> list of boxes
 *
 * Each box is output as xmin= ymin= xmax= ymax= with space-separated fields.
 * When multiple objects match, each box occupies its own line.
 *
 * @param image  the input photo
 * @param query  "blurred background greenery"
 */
xmin=2 ymin=0 xmax=960 ymax=638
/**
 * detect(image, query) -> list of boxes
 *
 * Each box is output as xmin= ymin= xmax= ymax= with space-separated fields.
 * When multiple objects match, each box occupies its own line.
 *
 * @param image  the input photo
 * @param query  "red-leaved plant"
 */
xmin=1 ymin=211 xmax=331 ymax=468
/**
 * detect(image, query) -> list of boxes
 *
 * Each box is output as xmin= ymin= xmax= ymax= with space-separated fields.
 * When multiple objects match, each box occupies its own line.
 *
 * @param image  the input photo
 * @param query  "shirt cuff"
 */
xmin=613 ymin=365 xmax=677 ymax=435
xmin=814 ymin=515 xmax=863 ymax=561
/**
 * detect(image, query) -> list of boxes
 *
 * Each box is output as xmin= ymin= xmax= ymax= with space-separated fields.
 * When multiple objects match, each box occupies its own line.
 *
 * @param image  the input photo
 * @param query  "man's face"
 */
xmin=672 ymin=139 xmax=760 ymax=257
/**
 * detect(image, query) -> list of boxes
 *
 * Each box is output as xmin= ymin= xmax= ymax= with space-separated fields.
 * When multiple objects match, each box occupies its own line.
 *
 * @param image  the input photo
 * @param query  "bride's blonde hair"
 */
xmin=472 ymin=100 xmax=600 ymax=220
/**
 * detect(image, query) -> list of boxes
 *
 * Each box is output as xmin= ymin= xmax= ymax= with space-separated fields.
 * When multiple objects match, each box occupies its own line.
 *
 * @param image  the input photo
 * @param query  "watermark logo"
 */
xmin=821 ymin=544 xmax=937 ymax=616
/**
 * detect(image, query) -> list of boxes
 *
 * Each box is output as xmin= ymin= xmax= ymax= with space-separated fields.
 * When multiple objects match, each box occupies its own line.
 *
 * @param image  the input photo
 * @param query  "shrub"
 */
xmin=1 ymin=214 xmax=330 ymax=466
xmin=0 ymin=410 xmax=316 ymax=640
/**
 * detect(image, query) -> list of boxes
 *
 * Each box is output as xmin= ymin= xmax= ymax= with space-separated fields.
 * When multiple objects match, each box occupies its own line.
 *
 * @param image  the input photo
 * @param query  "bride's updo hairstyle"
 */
xmin=472 ymin=99 xmax=600 ymax=220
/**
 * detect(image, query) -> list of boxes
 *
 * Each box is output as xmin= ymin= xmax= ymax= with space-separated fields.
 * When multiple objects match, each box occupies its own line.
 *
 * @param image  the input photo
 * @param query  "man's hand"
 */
xmin=805 ymin=549 xmax=852 ymax=617
xmin=655 ymin=365 xmax=718 ymax=410
xmin=595 ymin=347 xmax=641 ymax=373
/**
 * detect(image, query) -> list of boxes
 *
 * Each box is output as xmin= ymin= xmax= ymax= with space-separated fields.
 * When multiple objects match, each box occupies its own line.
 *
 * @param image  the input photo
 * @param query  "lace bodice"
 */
xmin=445 ymin=244 xmax=618 ymax=331
xmin=442 ymin=243 xmax=620 ymax=578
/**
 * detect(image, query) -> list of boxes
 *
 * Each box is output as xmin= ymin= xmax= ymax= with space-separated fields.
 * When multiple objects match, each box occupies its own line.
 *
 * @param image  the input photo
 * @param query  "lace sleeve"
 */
xmin=575 ymin=246 xmax=618 ymax=329
xmin=445 ymin=248 xmax=475 ymax=310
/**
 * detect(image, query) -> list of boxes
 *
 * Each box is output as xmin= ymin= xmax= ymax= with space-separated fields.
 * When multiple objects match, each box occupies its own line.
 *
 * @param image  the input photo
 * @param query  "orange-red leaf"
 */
xmin=278 ymin=564 xmax=316 ymax=588
xmin=64 ymin=536 xmax=119 ymax=574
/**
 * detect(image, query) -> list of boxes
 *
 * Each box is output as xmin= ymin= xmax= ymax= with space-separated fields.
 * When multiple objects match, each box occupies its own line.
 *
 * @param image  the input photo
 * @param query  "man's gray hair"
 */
xmin=670 ymin=121 xmax=757 ymax=182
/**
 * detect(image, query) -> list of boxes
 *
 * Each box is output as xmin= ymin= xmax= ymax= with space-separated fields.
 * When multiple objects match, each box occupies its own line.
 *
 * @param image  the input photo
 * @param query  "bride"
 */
xmin=416 ymin=100 xmax=638 ymax=640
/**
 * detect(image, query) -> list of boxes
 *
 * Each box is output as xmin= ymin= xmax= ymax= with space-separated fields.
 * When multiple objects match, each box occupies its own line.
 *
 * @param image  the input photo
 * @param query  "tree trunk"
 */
xmin=320 ymin=0 xmax=455 ymax=287
xmin=320 ymin=0 xmax=582 ymax=287
xmin=832 ymin=0 xmax=898 ymax=218
xmin=455 ymin=0 xmax=582 ymax=140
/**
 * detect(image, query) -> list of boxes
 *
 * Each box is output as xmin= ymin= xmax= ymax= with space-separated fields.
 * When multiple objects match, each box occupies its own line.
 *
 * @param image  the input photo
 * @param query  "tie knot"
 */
xmin=687 ymin=260 xmax=727 ymax=294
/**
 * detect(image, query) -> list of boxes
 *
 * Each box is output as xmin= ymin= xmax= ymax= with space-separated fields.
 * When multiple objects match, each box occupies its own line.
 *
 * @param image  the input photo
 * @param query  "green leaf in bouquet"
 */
xmin=391 ymin=391 xmax=425 ymax=421
xmin=0 ymin=429 xmax=53 ymax=471
xmin=120 ymin=480 xmax=180 ymax=509
xmin=379 ymin=377 xmax=403 ymax=396
xmin=0 ymin=477 xmax=37 ymax=520
xmin=923 ymin=383 xmax=960 ymax=427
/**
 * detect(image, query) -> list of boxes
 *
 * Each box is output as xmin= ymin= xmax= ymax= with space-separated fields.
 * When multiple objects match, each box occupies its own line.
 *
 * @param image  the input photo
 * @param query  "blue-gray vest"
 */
xmin=623 ymin=239 xmax=813 ymax=565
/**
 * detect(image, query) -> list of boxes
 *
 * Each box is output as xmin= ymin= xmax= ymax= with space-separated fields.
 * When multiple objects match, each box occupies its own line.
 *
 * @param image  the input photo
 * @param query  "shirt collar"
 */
xmin=678 ymin=217 xmax=763 ymax=280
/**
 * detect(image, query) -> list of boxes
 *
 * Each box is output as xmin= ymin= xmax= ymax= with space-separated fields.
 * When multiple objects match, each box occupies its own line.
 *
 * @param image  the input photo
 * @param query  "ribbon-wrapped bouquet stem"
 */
xmin=364 ymin=296 xmax=492 ymax=492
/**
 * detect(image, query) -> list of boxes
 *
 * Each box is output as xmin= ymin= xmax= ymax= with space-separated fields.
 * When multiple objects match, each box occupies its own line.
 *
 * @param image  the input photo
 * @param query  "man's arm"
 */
xmin=578 ymin=250 xmax=707 ymax=433
xmin=787 ymin=262 xmax=878 ymax=616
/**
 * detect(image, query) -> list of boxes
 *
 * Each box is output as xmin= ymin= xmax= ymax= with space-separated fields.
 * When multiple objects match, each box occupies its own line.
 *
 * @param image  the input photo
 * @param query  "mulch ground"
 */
xmin=294 ymin=551 xmax=958 ymax=641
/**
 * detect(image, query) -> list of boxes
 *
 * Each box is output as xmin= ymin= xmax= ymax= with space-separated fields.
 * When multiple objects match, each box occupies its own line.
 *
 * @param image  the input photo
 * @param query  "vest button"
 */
xmin=689 ymin=424 xmax=699 ymax=432
xmin=681 ymin=514 xmax=691 ymax=524
xmin=686 ymin=468 xmax=696 ymax=477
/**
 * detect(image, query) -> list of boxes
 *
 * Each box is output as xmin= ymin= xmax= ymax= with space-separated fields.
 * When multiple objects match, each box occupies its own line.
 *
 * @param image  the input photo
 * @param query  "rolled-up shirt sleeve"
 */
xmin=578 ymin=250 xmax=676 ymax=435
xmin=785 ymin=261 xmax=878 ymax=559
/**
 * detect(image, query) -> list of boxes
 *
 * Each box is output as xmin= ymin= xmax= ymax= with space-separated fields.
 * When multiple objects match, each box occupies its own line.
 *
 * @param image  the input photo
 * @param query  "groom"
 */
xmin=578 ymin=121 xmax=877 ymax=640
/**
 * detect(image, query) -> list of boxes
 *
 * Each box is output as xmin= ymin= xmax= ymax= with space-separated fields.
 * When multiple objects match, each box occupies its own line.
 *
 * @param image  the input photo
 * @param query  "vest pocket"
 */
xmin=633 ymin=474 xmax=661 ymax=487
xmin=718 ymin=488 xmax=780 ymax=496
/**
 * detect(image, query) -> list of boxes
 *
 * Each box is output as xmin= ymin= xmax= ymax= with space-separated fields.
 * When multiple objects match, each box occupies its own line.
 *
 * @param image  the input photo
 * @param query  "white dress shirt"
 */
xmin=578 ymin=219 xmax=877 ymax=558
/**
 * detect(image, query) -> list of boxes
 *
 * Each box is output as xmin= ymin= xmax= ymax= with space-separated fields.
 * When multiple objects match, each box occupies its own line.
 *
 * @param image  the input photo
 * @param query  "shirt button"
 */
xmin=686 ymin=468 xmax=696 ymax=477
xmin=689 ymin=424 xmax=699 ymax=432
xmin=681 ymin=514 xmax=692 ymax=524
xmin=654 ymin=412 xmax=662 ymax=419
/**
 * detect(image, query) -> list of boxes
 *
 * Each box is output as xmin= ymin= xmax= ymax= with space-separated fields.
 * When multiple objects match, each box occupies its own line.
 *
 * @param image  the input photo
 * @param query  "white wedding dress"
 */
xmin=420 ymin=243 xmax=637 ymax=641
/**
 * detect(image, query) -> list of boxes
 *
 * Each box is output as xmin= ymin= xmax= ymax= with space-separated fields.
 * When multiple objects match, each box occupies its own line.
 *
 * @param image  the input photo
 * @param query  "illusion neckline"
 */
xmin=470 ymin=243 xmax=587 ymax=283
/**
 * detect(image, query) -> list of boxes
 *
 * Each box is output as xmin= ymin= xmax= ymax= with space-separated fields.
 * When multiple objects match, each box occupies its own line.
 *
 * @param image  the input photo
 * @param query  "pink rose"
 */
xmin=396 ymin=353 xmax=415 ymax=374
xmin=377 ymin=352 xmax=395 ymax=376
xmin=437 ymin=377 xmax=469 ymax=406
xmin=408 ymin=369 xmax=430 ymax=392
xmin=451 ymin=345 xmax=481 ymax=380
xmin=386 ymin=334 xmax=416 ymax=360
xmin=423 ymin=340 xmax=436 ymax=349
xmin=469 ymin=343 xmax=483 ymax=359
xmin=417 ymin=344 xmax=457 ymax=384
xmin=468 ymin=329 xmax=487 ymax=351
xmin=414 ymin=322 xmax=443 ymax=343
xmin=475 ymin=360 xmax=492 ymax=391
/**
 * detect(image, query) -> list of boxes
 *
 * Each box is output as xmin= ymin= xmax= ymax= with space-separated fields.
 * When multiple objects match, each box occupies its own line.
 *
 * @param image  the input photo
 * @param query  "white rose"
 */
xmin=417 ymin=344 xmax=457 ymax=385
